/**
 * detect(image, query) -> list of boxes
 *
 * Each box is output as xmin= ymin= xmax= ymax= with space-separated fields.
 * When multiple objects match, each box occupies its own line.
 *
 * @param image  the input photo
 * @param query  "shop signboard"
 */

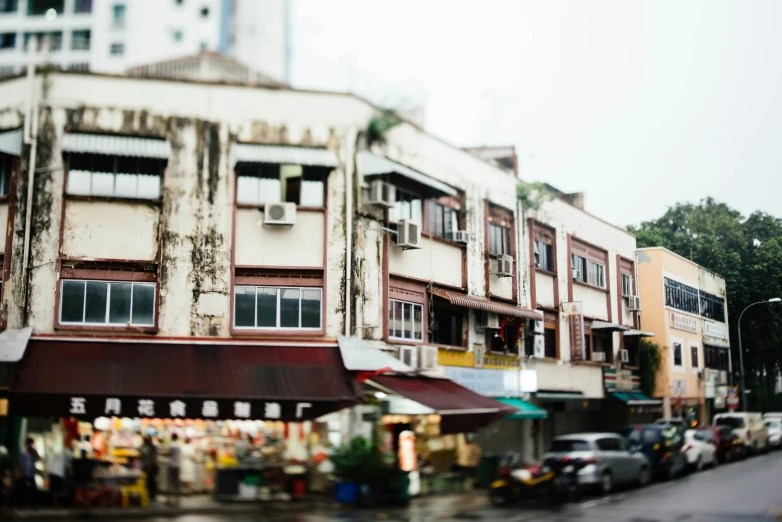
xmin=10 ymin=394 xmax=337 ymax=422
xmin=672 ymin=379 xmax=686 ymax=397
xmin=669 ymin=311 xmax=698 ymax=333
xmin=604 ymin=367 xmax=640 ymax=392
xmin=703 ymin=321 xmax=727 ymax=340
xmin=726 ymin=386 xmax=739 ymax=410
xmin=714 ymin=385 xmax=727 ymax=409
xmin=444 ymin=367 xmax=520 ymax=397
xmin=562 ymin=301 xmax=585 ymax=362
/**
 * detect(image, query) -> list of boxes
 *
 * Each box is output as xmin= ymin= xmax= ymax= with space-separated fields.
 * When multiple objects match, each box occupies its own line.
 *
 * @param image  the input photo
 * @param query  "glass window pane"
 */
xmin=131 ymin=283 xmax=155 ymax=325
xmin=108 ymin=282 xmax=132 ymax=324
xmin=91 ymin=171 xmax=114 ymax=196
xmin=66 ymin=170 xmax=91 ymax=195
xmin=403 ymin=303 xmax=412 ymax=339
xmin=392 ymin=301 xmax=403 ymax=338
xmin=411 ymin=199 xmax=422 ymax=224
xmin=413 ymin=305 xmax=422 ymax=340
xmin=137 ymin=174 xmax=161 ymax=199
xmin=257 ymin=288 xmax=278 ymax=327
xmin=259 ymin=178 xmax=282 ymax=204
xmin=84 ymin=281 xmax=108 ymax=323
xmin=280 ymin=288 xmax=300 ymax=327
xmin=236 ymin=176 xmax=260 ymax=205
xmin=301 ymin=289 xmax=321 ymax=328
xmin=234 ymin=286 xmax=256 ymax=327
xmin=61 ymin=280 xmax=85 ymax=323
xmin=114 ymin=173 xmax=137 ymax=198
xmin=300 ymin=180 xmax=324 ymax=207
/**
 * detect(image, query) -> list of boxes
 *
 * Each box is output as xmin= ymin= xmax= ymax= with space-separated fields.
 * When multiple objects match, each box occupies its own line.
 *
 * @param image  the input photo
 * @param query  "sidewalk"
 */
xmin=2 ymin=491 xmax=493 ymax=520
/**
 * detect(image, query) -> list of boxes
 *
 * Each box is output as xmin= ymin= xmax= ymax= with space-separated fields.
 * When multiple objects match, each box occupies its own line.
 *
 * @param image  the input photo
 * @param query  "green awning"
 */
xmin=611 ymin=392 xmax=662 ymax=406
xmin=497 ymin=398 xmax=547 ymax=420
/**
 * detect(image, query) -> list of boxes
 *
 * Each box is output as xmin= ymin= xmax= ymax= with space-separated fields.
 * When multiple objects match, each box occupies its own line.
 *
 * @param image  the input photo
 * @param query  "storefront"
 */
xmin=601 ymin=366 xmax=662 ymax=431
xmin=5 ymin=338 xmax=362 ymax=503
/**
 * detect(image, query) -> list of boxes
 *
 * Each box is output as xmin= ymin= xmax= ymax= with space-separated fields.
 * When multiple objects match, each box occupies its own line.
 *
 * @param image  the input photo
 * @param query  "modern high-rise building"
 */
xmin=0 ymin=0 xmax=289 ymax=81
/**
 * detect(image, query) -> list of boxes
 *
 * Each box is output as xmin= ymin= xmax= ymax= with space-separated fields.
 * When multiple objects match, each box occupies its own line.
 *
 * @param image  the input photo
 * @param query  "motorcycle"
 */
xmin=489 ymin=453 xmax=587 ymax=507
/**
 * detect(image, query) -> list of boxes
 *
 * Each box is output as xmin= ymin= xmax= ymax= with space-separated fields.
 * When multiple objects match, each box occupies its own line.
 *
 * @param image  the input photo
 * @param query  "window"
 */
xmin=24 ymin=31 xmax=62 ymax=52
xmin=66 ymin=153 xmax=164 ymax=199
xmin=700 ymin=291 xmax=725 ymax=322
xmin=236 ymin=163 xmax=326 ymax=207
xmin=74 ymin=0 xmax=92 ymax=13
xmin=112 ymin=4 xmax=126 ymax=28
xmin=426 ymin=200 xmax=457 ymax=239
xmin=388 ymin=299 xmax=423 ymax=341
xmin=544 ymin=327 xmax=556 ymax=358
xmin=199 ymin=41 xmax=208 ymax=51
xmin=60 ymin=280 xmax=155 ymax=326
xmin=550 ymin=439 xmax=590 ymax=452
xmin=704 ymin=345 xmax=729 ymax=372
xmin=488 ymin=223 xmax=510 ymax=256
xmin=691 ymin=344 xmax=699 ymax=370
xmin=587 ymin=261 xmax=605 ymax=288
xmin=200 ymin=6 xmax=209 ymax=17
xmin=110 ymin=42 xmax=124 ymax=55
xmin=571 ymin=254 xmax=587 ymax=282
xmin=71 ymin=30 xmax=90 ymax=50
xmin=173 ymin=30 xmax=183 ymax=42
xmin=534 ymin=239 xmax=553 ymax=271
xmin=234 ymin=286 xmax=322 ymax=330
xmin=27 ymin=0 xmax=63 ymax=16
xmin=430 ymin=305 xmax=463 ymax=347
xmin=622 ymin=273 xmax=633 ymax=296
xmin=0 ymin=33 xmax=15 ymax=50
xmin=0 ymin=154 xmax=10 ymax=196
xmin=624 ymin=336 xmax=640 ymax=367
xmin=596 ymin=437 xmax=621 ymax=451
xmin=0 ymin=0 xmax=18 ymax=14
xmin=388 ymin=188 xmax=422 ymax=224
xmin=592 ymin=333 xmax=612 ymax=363
xmin=672 ymin=342 xmax=683 ymax=367
xmin=664 ymin=277 xmax=699 ymax=315
xmin=490 ymin=318 xmax=520 ymax=354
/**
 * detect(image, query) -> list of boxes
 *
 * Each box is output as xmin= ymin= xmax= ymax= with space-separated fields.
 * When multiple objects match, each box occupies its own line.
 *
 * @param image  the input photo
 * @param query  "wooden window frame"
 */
xmin=234 ymin=163 xmax=330 ymax=211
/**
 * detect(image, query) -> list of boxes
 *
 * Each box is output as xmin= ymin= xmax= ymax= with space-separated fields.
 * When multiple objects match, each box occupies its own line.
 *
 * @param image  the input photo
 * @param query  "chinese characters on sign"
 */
xmin=563 ymin=302 xmax=585 ymax=361
xmin=703 ymin=321 xmax=727 ymax=340
xmin=669 ymin=311 xmax=698 ymax=333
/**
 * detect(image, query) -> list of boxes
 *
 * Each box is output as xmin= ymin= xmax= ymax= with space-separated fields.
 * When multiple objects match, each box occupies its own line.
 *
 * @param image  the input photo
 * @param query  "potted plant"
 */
xmin=330 ymin=436 xmax=383 ymax=505
xmin=238 ymin=473 xmax=261 ymax=499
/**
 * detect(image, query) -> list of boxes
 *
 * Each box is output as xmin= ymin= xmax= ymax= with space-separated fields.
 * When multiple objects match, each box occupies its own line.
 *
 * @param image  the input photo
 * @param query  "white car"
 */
xmin=714 ymin=412 xmax=768 ymax=454
xmin=764 ymin=418 xmax=782 ymax=448
xmin=683 ymin=430 xmax=717 ymax=471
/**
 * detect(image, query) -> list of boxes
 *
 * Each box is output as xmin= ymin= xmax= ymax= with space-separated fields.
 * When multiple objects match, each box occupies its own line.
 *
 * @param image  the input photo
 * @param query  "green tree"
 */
xmin=628 ymin=198 xmax=782 ymax=409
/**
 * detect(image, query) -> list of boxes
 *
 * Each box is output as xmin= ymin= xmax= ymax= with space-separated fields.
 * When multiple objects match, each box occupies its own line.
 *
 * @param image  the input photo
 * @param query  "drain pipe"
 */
xmin=21 ymin=38 xmax=40 ymax=324
xmin=344 ymin=137 xmax=354 ymax=337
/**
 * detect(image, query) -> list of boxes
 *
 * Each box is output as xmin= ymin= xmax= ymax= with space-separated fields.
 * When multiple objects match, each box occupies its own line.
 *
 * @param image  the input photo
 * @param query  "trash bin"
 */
xmin=476 ymin=456 xmax=500 ymax=489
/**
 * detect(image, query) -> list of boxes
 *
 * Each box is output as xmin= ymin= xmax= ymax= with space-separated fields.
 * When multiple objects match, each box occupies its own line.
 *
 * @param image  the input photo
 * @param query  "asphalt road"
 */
xmin=112 ymin=450 xmax=782 ymax=522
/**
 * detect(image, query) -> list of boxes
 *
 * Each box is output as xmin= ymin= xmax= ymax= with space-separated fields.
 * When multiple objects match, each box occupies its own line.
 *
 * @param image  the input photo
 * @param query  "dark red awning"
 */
xmin=369 ymin=375 xmax=516 ymax=434
xmin=10 ymin=340 xmax=361 ymax=421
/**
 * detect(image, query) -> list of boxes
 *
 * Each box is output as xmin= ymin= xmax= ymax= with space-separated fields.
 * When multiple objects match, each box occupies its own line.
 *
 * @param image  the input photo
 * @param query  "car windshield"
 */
xmin=765 ymin=420 xmax=780 ymax=428
xmin=715 ymin=417 xmax=746 ymax=428
xmin=550 ymin=439 xmax=590 ymax=452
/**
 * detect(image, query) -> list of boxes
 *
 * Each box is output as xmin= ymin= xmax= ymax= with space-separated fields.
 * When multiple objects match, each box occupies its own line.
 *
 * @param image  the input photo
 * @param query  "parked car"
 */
xmin=699 ymin=426 xmax=745 ymax=463
xmin=763 ymin=418 xmax=782 ymax=449
xmin=545 ymin=433 xmax=650 ymax=494
xmin=619 ymin=424 xmax=687 ymax=480
xmin=713 ymin=412 xmax=768 ymax=454
xmin=683 ymin=429 xmax=717 ymax=471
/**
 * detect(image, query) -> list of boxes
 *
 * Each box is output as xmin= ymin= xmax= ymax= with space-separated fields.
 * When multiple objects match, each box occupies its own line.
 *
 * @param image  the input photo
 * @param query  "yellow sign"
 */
xmin=483 ymin=353 xmax=521 ymax=369
xmin=437 ymin=349 xmax=475 ymax=368
xmin=0 ymin=399 xmax=8 ymax=417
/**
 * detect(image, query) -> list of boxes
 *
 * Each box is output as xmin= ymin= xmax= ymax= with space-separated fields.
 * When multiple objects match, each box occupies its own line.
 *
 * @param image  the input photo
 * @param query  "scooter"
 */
xmin=489 ymin=454 xmax=586 ymax=507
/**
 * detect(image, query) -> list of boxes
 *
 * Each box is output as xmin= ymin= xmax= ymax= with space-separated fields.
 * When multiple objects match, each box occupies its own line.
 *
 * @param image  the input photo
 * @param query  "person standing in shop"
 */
xmin=166 ymin=434 xmax=181 ymax=506
xmin=140 ymin=436 xmax=158 ymax=503
xmin=180 ymin=438 xmax=196 ymax=495
xmin=16 ymin=438 xmax=40 ymax=507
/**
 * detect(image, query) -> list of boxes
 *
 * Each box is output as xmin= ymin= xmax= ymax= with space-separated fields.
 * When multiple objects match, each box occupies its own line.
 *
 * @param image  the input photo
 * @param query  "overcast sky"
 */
xmin=291 ymin=0 xmax=782 ymax=228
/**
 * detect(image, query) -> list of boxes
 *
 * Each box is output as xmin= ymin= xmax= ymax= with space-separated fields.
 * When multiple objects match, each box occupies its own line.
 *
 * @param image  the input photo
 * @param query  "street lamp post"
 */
xmin=737 ymin=298 xmax=782 ymax=412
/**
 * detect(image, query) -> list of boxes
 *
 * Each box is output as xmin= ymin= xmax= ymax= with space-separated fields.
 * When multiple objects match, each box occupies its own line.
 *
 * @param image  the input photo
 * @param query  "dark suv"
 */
xmin=619 ymin=424 xmax=687 ymax=479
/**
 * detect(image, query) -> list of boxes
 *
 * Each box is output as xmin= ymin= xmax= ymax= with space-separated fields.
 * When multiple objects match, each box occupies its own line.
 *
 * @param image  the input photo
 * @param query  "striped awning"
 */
xmin=358 ymin=151 xmax=458 ymax=197
xmin=61 ymin=133 xmax=170 ymax=159
xmin=233 ymin=143 xmax=339 ymax=167
xmin=0 ymin=128 xmax=22 ymax=157
xmin=590 ymin=320 xmax=631 ymax=332
xmin=430 ymin=288 xmax=542 ymax=320
xmin=624 ymin=329 xmax=656 ymax=337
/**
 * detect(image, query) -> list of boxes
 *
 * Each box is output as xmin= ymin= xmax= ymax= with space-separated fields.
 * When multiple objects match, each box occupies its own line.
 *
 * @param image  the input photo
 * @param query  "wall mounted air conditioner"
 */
xmin=418 ymin=345 xmax=439 ymax=371
xmin=625 ymin=296 xmax=641 ymax=311
xmin=592 ymin=351 xmax=606 ymax=363
xmin=619 ymin=349 xmax=629 ymax=364
xmin=719 ymin=371 xmax=728 ymax=385
xmin=395 ymin=219 xmax=421 ymax=249
xmin=477 ymin=311 xmax=500 ymax=330
xmin=496 ymin=254 xmax=514 ymax=277
xmin=368 ymin=179 xmax=396 ymax=207
xmin=572 ymin=267 xmax=582 ymax=281
xmin=397 ymin=345 xmax=415 ymax=367
xmin=532 ymin=319 xmax=545 ymax=334
xmin=453 ymin=230 xmax=469 ymax=244
xmin=533 ymin=335 xmax=546 ymax=358
xmin=263 ymin=202 xmax=297 ymax=226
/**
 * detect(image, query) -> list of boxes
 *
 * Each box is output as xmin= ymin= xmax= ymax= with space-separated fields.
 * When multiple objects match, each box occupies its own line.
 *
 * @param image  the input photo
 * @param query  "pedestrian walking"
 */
xmin=166 ymin=434 xmax=181 ymax=506
xmin=140 ymin=436 xmax=158 ymax=503
xmin=16 ymin=438 xmax=40 ymax=507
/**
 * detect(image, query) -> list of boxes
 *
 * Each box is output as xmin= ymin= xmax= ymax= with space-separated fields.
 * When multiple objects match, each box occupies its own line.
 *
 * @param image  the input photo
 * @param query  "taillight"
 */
xmin=583 ymin=457 xmax=597 ymax=465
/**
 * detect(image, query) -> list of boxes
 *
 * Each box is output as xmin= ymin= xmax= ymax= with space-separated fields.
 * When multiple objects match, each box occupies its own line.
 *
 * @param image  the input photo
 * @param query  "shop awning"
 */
xmin=368 ymin=375 xmax=516 ymax=434
xmin=9 ymin=340 xmax=361 ymax=421
xmin=233 ymin=143 xmax=339 ymax=167
xmin=534 ymin=390 xmax=585 ymax=401
xmin=703 ymin=337 xmax=730 ymax=349
xmin=61 ymin=133 xmax=170 ymax=159
xmin=590 ymin=321 xmax=630 ymax=332
xmin=0 ymin=128 xmax=22 ymax=157
xmin=358 ymin=151 xmax=458 ymax=197
xmin=0 ymin=328 xmax=32 ymax=363
xmin=497 ymin=398 xmax=547 ymax=420
xmin=337 ymin=336 xmax=413 ymax=373
xmin=624 ymin=329 xmax=655 ymax=337
xmin=611 ymin=392 xmax=662 ymax=406
xmin=430 ymin=288 xmax=542 ymax=321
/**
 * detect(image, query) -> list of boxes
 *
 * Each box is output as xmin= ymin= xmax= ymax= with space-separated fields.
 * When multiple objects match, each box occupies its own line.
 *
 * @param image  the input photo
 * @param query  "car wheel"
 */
xmin=637 ymin=466 xmax=651 ymax=487
xmin=600 ymin=471 xmax=613 ymax=494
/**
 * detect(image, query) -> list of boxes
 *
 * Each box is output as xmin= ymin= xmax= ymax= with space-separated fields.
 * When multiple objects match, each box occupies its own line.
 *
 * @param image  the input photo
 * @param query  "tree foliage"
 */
xmin=628 ymin=198 xmax=782 ymax=409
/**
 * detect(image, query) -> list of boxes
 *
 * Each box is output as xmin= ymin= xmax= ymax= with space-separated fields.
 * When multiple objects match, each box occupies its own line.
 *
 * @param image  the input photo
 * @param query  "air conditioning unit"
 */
xmin=368 ymin=179 xmax=396 ymax=207
xmin=619 ymin=349 xmax=629 ymax=363
xmin=496 ymin=254 xmax=514 ymax=277
xmin=396 ymin=345 xmax=416 ymax=367
xmin=534 ymin=253 xmax=541 ymax=268
xmin=625 ymin=296 xmax=641 ymax=311
xmin=453 ymin=230 xmax=469 ymax=244
xmin=418 ymin=345 xmax=439 ymax=371
xmin=264 ymin=202 xmax=296 ymax=226
xmin=395 ymin=219 xmax=422 ymax=249
xmin=477 ymin=311 xmax=500 ymax=330
xmin=719 ymin=371 xmax=728 ymax=385
xmin=532 ymin=319 xmax=544 ymax=335
xmin=532 ymin=335 xmax=546 ymax=358
xmin=572 ymin=267 xmax=582 ymax=281
xmin=698 ymin=370 xmax=704 ymax=381
xmin=592 ymin=351 xmax=606 ymax=363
